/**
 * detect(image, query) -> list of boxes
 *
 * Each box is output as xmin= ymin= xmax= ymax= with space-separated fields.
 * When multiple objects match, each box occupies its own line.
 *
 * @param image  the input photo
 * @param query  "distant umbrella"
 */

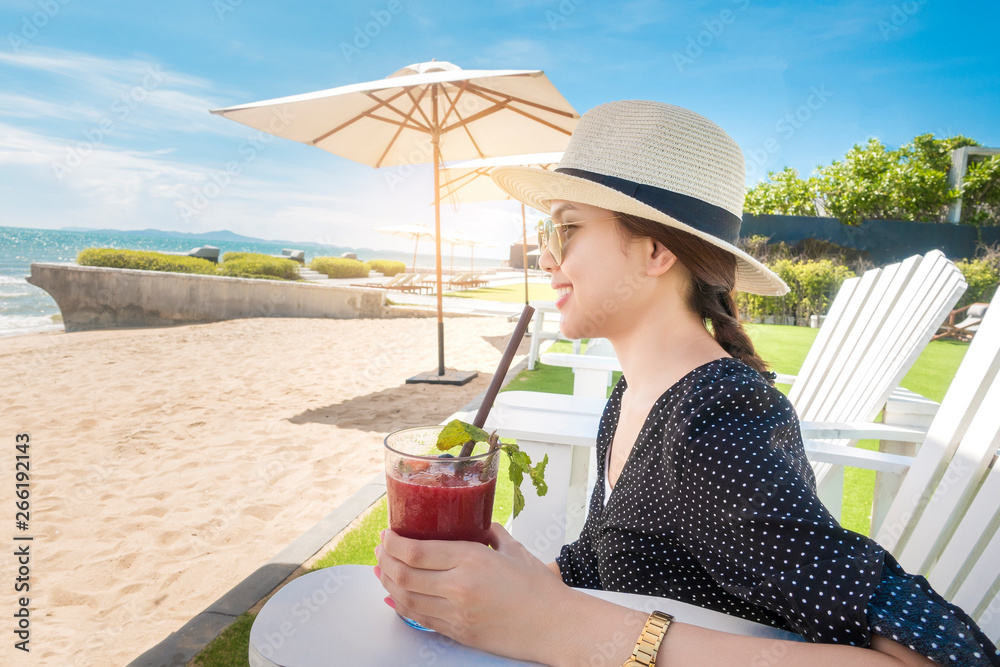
xmin=440 ymin=230 xmax=491 ymax=273
xmin=375 ymin=223 xmax=435 ymax=273
xmin=442 ymin=153 xmax=561 ymax=303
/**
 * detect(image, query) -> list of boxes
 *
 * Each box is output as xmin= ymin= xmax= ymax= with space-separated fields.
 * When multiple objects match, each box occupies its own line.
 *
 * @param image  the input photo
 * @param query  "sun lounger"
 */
xmin=932 ymin=302 xmax=989 ymax=341
xmin=161 ymin=246 xmax=220 ymax=263
xmin=278 ymin=248 xmax=305 ymax=263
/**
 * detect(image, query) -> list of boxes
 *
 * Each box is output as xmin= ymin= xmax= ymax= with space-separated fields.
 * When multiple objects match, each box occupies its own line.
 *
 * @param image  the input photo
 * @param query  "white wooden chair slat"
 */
xmin=876 ymin=298 xmax=1000 ymax=554
xmin=802 ymin=438 xmax=913 ymax=473
xmin=833 ymin=255 xmax=961 ymax=423
xmin=818 ymin=253 xmax=944 ymax=423
xmin=976 ymin=588 xmax=1000 ymax=645
xmin=905 ymin=369 xmax=1000 ymax=577
xmin=940 ymin=464 xmax=1000 ymax=607
xmin=789 ymin=271 xmax=875 ymax=415
xmin=805 ymin=259 xmax=911 ymax=422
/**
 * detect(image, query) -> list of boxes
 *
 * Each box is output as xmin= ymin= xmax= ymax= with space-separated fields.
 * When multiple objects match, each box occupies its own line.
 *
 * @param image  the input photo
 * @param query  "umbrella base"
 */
xmin=405 ymin=369 xmax=479 ymax=386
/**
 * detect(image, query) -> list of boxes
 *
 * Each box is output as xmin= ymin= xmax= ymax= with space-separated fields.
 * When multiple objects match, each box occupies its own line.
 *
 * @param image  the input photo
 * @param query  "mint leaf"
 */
xmin=436 ymin=419 xmax=489 ymax=452
xmin=512 ymin=486 xmax=525 ymax=519
xmin=501 ymin=444 xmax=548 ymax=519
xmin=529 ymin=455 xmax=548 ymax=498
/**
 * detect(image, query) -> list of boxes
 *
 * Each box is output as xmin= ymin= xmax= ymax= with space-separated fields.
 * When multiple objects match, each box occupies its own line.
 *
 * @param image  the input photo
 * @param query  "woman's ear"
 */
xmin=646 ymin=240 xmax=678 ymax=277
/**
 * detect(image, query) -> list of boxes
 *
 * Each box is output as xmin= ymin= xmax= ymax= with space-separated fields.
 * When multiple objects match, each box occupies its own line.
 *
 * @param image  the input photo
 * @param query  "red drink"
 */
xmin=386 ymin=466 xmax=496 ymax=544
xmin=384 ymin=426 xmax=500 ymax=547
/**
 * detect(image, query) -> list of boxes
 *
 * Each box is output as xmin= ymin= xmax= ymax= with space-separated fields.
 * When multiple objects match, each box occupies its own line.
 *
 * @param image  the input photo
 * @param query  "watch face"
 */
xmin=622 ymin=661 xmax=645 ymax=667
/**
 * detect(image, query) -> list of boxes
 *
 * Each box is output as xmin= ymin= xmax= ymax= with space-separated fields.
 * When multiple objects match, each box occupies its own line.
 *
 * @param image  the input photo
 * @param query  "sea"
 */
xmin=0 ymin=226 xmax=504 ymax=338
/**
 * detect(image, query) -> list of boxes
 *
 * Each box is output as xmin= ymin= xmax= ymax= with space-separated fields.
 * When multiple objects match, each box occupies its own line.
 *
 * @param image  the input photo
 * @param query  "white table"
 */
xmin=249 ymin=565 xmax=802 ymax=666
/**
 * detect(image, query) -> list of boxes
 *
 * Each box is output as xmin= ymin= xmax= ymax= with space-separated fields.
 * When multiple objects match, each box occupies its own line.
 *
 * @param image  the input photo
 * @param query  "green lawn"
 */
xmin=443 ymin=282 xmax=557 ymax=302
xmin=191 ymin=323 xmax=968 ymax=666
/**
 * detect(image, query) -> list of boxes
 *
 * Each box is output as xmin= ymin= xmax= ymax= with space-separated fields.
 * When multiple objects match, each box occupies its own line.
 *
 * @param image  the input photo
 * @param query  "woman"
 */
xmin=375 ymin=101 xmax=999 ymax=666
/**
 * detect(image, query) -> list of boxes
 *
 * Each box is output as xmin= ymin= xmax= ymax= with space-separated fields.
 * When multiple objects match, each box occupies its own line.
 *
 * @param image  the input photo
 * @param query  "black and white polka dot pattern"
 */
xmin=556 ymin=358 xmax=999 ymax=664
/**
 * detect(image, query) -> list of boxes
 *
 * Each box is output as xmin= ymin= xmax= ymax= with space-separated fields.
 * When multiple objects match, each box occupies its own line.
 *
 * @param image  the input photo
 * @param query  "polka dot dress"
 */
xmin=556 ymin=358 xmax=999 ymax=664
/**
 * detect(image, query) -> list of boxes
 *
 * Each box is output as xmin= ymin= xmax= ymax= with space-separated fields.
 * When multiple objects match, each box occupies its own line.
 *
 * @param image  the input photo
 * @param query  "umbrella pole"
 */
xmin=403 ymin=87 xmax=476 ymax=387
xmin=434 ymin=135 xmax=445 ymax=375
xmin=413 ymin=239 xmax=419 ymax=274
xmin=522 ymin=203 xmax=529 ymax=305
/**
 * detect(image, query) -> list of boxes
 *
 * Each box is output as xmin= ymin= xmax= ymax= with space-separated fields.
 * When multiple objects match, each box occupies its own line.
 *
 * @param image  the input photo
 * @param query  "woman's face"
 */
xmin=539 ymin=200 xmax=653 ymax=340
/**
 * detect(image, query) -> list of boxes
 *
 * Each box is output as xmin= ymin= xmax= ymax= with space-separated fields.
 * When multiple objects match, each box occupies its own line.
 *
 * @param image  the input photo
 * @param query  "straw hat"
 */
xmin=491 ymin=100 xmax=788 ymax=296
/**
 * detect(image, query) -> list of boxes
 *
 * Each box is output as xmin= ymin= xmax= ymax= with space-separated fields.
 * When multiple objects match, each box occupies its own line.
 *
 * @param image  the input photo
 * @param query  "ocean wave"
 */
xmin=0 ymin=275 xmax=27 ymax=286
xmin=0 ymin=315 xmax=64 ymax=338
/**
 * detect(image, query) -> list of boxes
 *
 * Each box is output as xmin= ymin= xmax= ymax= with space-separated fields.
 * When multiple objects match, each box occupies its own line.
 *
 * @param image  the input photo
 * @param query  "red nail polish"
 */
xmin=373 ymin=565 xmax=381 ymax=578
xmin=383 ymin=596 xmax=396 ymax=609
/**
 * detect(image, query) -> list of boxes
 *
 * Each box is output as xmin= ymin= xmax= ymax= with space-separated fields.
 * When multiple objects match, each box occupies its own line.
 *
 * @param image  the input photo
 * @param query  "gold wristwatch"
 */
xmin=621 ymin=610 xmax=674 ymax=667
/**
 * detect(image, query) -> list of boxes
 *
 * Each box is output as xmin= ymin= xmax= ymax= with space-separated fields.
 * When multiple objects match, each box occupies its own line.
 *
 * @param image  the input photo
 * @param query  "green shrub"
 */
xmin=77 ymin=248 xmax=217 ymax=275
xmin=310 ymin=257 xmax=370 ymax=279
xmin=366 ymin=259 xmax=406 ymax=277
xmin=219 ymin=254 xmax=300 ymax=280
xmin=737 ymin=259 xmax=855 ymax=325
xmin=955 ymin=257 xmax=999 ymax=308
xmin=220 ymin=252 xmax=257 ymax=262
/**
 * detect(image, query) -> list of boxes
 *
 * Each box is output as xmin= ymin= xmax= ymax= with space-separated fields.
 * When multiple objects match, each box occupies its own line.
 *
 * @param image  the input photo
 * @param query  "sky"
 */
xmin=1 ymin=0 xmax=998 ymax=259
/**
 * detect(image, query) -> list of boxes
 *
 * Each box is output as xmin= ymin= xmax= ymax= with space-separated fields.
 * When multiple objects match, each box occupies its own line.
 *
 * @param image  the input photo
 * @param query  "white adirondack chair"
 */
xmin=798 ymin=289 xmax=1000 ymax=645
xmin=537 ymin=250 xmax=967 ymax=516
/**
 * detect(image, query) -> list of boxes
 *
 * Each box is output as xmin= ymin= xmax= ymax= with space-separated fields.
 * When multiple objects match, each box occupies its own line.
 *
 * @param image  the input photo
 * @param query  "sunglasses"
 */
xmin=536 ymin=216 xmax=619 ymax=265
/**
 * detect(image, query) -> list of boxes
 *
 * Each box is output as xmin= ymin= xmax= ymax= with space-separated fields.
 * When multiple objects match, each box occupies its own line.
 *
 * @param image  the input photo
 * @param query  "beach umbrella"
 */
xmin=440 ymin=230 xmax=491 ymax=273
xmin=375 ymin=223 xmax=434 ymax=273
xmin=210 ymin=61 xmax=578 ymax=384
xmin=442 ymin=153 xmax=561 ymax=303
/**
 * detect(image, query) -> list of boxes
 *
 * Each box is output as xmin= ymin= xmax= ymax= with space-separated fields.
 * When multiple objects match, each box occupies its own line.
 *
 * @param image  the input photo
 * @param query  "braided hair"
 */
xmin=615 ymin=213 xmax=772 ymax=379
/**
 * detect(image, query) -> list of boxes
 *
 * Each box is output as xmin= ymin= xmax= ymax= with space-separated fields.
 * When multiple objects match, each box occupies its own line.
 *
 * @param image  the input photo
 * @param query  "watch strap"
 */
xmin=622 ymin=610 xmax=673 ymax=667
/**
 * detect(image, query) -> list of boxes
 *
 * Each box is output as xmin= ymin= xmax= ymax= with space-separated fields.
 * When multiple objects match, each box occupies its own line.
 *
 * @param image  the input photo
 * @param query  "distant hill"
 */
xmin=59 ymin=227 xmax=282 ymax=244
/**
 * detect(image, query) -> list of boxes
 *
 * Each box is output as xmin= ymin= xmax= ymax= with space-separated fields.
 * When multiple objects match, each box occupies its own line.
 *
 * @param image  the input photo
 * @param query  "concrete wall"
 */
xmin=28 ymin=263 xmax=432 ymax=332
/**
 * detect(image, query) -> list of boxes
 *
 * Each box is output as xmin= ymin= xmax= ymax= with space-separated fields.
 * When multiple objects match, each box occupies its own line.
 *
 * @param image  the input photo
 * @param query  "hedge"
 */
xmin=310 ymin=257 xmax=370 ymax=279
xmin=955 ymin=257 xmax=999 ymax=308
xmin=736 ymin=259 xmax=855 ymax=325
xmin=366 ymin=259 xmax=406 ymax=277
xmin=220 ymin=253 xmax=300 ymax=280
xmin=77 ymin=248 xmax=217 ymax=275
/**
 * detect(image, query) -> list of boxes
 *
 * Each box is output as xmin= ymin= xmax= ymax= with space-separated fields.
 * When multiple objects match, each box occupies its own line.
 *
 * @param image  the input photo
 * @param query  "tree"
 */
xmin=743 ymin=167 xmax=821 ymax=216
xmin=746 ymin=133 xmax=998 ymax=225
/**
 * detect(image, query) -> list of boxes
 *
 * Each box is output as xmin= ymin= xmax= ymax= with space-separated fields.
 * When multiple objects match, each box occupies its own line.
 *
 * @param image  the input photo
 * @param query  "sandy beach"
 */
xmin=0 ymin=315 xmax=525 ymax=666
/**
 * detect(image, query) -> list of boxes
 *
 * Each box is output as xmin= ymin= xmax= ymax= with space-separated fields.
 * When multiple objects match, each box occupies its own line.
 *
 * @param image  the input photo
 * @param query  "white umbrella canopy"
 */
xmin=440 ymin=152 xmax=563 ymax=204
xmin=210 ymin=63 xmax=576 ymax=167
xmin=440 ymin=230 xmax=491 ymax=273
xmin=375 ymin=223 xmax=435 ymax=272
xmin=210 ymin=61 xmax=578 ymax=384
xmin=441 ymin=152 xmax=561 ymax=302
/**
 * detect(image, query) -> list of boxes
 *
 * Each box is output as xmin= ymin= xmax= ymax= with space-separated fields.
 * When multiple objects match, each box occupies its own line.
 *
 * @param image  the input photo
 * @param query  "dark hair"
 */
xmin=615 ymin=213 xmax=771 ymax=378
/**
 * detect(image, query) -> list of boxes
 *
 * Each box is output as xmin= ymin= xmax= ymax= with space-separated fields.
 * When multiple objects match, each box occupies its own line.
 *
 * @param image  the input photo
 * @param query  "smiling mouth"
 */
xmin=556 ymin=286 xmax=572 ymax=298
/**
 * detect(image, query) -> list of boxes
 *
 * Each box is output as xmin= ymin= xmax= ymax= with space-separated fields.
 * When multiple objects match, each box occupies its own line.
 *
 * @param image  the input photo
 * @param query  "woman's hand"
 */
xmin=375 ymin=522 xmax=568 ymax=662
